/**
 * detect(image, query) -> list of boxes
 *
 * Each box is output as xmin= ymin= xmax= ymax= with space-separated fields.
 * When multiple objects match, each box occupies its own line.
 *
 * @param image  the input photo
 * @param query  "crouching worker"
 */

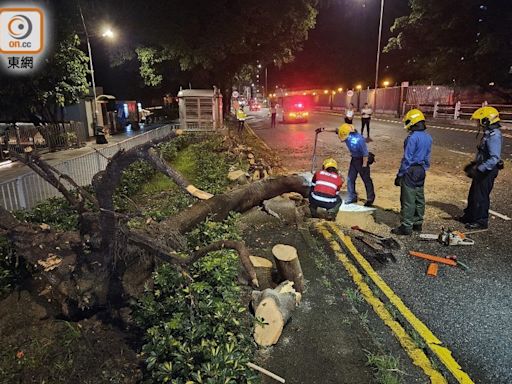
xmin=309 ymin=158 xmax=344 ymax=220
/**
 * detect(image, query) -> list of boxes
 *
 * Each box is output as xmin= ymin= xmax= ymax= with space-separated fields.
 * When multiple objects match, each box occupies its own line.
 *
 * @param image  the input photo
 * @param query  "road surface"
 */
xmin=248 ymin=109 xmax=512 ymax=384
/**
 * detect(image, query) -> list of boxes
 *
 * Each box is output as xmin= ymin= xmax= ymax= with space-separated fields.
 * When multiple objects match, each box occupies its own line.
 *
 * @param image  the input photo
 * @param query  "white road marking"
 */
xmin=449 ymin=150 xmax=472 ymax=156
xmin=460 ymin=200 xmax=511 ymax=221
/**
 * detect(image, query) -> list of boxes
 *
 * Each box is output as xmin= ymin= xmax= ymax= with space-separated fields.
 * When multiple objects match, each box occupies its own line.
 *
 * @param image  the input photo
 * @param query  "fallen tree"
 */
xmin=1 ymin=132 xmax=309 ymax=319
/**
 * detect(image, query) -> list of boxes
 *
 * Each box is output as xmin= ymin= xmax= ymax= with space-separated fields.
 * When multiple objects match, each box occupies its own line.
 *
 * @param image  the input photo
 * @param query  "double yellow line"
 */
xmin=316 ymin=222 xmax=474 ymax=384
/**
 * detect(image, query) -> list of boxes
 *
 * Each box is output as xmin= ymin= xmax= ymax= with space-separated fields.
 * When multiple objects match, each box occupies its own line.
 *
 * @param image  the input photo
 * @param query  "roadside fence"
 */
xmin=0 ymin=124 xmax=178 ymax=211
xmin=0 ymin=122 xmax=87 ymax=162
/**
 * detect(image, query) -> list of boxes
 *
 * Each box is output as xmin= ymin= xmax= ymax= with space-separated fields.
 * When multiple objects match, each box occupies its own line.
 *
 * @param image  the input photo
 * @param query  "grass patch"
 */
xmin=366 ymin=352 xmax=402 ymax=384
xmin=344 ymin=287 xmax=364 ymax=304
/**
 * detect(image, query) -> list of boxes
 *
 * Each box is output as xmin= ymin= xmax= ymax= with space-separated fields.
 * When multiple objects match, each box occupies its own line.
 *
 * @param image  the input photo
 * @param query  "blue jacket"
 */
xmin=345 ymin=132 xmax=369 ymax=158
xmin=476 ymin=125 xmax=502 ymax=172
xmin=398 ymin=130 xmax=433 ymax=177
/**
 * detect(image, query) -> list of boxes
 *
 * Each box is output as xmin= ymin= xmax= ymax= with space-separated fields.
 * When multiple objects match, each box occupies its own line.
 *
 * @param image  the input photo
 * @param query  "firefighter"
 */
xmin=459 ymin=106 xmax=503 ymax=229
xmin=309 ymin=158 xmax=344 ymax=220
xmin=391 ymin=109 xmax=433 ymax=235
xmin=337 ymin=123 xmax=375 ymax=206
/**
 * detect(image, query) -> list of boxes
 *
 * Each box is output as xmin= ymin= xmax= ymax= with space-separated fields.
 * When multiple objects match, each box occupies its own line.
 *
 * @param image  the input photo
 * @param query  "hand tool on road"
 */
xmin=409 ymin=251 xmax=469 ymax=271
xmin=351 ymin=226 xmax=401 ymax=250
xmin=311 ymin=127 xmax=325 ymax=174
xmin=426 ymin=263 xmax=439 ymax=277
xmin=419 ymin=228 xmax=475 ymax=246
xmin=355 ymin=236 xmax=397 ymax=263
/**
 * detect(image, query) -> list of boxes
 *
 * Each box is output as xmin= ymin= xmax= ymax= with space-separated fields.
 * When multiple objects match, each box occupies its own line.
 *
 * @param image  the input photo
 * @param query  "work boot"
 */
xmin=454 ymin=216 xmax=470 ymax=224
xmin=391 ymin=225 xmax=412 ymax=236
xmin=364 ymin=201 xmax=374 ymax=207
xmin=464 ymin=222 xmax=488 ymax=230
xmin=412 ymin=223 xmax=423 ymax=232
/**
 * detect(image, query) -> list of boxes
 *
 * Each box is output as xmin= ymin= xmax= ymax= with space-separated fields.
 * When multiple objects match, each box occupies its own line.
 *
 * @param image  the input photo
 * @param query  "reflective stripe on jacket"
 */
xmin=311 ymin=170 xmax=343 ymax=198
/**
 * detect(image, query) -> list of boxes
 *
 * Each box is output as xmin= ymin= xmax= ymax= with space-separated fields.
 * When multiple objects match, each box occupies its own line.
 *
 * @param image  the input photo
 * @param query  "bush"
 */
xmin=134 ymin=215 xmax=258 ymax=384
xmin=157 ymin=135 xmax=194 ymax=163
xmin=0 ymin=236 xmax=19 ymax=295
xmin=114 ymin=160 xmax=157 ymax=211
xmin=191 ymin=137 xmax=230 ymax=195
xmin=14 ymin=197 xmax=79 ymax=231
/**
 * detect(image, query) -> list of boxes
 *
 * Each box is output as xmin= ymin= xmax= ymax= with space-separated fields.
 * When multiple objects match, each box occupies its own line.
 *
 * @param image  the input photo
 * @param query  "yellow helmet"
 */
xmin=337 ymin=123 xmax=352 ymax=141
xmin=471 ymin=106 xmax=500 ymax=126
xmin=322 ymin=158 xmax=338 ymax=170
xmin=403 ymin=109 xmax=425 ymax=130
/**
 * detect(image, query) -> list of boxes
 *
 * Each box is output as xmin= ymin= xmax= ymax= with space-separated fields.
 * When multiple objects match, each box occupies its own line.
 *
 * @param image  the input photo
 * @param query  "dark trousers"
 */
xmin=344 ymin=117 xmax=353 ymax=124
xmin=271 ymin=113 xmax=276 ymax=128
xmin=309 ymin=193 xmax=342 ymax=218
xmin=361 ymin=118 xmax=371 ymax=137
xmin=238 ymin=120 xmax=245 ymax=132
xmin=347 ymin=157 xmax=375 ymax=203
xmin=400 ymin=181 xmax=425 ymax=229
xmin=463 ymin=167 xmax=498 ymax=226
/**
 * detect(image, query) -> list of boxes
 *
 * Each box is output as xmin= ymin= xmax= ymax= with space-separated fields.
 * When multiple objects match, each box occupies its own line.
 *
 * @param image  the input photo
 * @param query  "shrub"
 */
xmin=0 ymin=236 xmax=19 ymax=295
xmin=134 ymin=215 xmax=258 ymax=384
xmin=157 ymin=135 xmax=194 ymax=163
xmin=114 ymin=160 xmax=157 ymax=211
xmin=14 ymin=197 xmax=79 ymax=231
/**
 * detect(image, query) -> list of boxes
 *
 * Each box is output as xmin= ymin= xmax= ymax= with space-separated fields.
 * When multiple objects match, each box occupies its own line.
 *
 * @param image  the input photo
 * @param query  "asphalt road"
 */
xmin=248 ymin=109 xmax=512 ymax=384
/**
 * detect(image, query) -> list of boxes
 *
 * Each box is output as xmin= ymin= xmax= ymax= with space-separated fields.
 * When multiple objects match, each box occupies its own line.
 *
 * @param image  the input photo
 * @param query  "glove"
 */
xmin=464 ymin=162 xmax=478 ymax=178
xmin=394 ymin=176 xmax=402 ymax=187
xmin=315 ymin=127 xmax=325 ymax=134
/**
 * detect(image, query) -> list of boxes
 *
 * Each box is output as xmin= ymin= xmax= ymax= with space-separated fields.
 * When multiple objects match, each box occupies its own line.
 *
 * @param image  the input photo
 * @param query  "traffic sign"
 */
xmin=232 ymin=91 xmax=239 ymax=98
xmin=347 ymin=90 xmax=354 ymax=97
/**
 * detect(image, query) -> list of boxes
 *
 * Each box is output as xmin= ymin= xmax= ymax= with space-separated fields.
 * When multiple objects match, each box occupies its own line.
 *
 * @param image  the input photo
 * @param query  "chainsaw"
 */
xmin=419 ymin=227 xmax=475 ymax=246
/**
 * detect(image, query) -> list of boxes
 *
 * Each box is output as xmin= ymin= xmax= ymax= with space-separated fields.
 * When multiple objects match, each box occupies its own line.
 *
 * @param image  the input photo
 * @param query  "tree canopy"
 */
xmin=384 ymin=0 xmax=512 ymax=87
xmin=96 ymin=0 xmax=318 ymax=90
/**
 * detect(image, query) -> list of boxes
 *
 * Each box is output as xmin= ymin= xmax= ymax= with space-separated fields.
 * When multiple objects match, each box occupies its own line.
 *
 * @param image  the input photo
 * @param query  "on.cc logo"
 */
xmin=0 ymin=8 xmax=44 ymax=54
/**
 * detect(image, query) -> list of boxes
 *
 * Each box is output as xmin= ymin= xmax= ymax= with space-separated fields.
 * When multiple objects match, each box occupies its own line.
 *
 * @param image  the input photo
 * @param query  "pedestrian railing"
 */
xmin=403 ymin=102 xmax=512 ymax=124
xmin=0 ymin=122 xmax=87 ymax=162
xmin=0 ymin=124 xmax=178 ymax=211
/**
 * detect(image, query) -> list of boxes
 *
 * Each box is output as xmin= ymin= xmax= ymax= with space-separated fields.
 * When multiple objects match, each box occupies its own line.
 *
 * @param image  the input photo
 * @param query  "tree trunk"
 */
xmin=249 ymin=256 xmax=274 ymax=290
xmin=272 ymin=244 xmax=304 ymax=293
xmin=252 ymin=280 xmax=299 ymax=346
xmin=159 ymin=175 xmax=308 ymax=235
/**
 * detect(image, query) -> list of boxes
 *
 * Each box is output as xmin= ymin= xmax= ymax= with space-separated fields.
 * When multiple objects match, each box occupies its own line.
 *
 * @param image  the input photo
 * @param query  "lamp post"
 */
xmin=373 ymin=0 xmax=385 ymax=112
xmin=78 ymin=1 xmax=114 ymax=144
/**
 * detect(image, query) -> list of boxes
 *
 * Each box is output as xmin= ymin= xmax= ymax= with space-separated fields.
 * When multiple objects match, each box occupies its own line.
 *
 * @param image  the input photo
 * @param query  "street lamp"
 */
xmin=337 ymin=87 xmax=343 ymax=92
xmin=356 ymin=84 xmax=362 ymax=91
xmin=78 ymin=1 xmax=115 ymax=144
xmin=101 ymin=28 xmax=115 ymax=39
xmin=383 ymin=80 xmax=390 ymax=88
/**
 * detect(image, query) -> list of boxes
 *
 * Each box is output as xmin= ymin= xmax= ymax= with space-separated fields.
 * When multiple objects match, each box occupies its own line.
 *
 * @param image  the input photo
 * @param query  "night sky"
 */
xmin=93 ymin=0 xmax=410 ymax=103
xmin=271 ymin=0 xmax=410 ymax=90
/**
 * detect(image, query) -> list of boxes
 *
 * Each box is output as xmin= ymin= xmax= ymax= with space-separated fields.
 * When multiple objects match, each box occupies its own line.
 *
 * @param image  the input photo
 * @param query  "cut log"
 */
xmin=252 ymin=280 xmax=298 ymax=346
xmin=249 ymin=256 xmax=274 ymax=290
xmin=272 ymin=244 xmax=304 ymax=293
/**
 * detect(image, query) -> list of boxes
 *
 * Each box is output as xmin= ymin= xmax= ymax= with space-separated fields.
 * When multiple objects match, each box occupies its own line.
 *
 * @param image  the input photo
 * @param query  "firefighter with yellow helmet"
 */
xmin=459 ymin=106 xmax=503 ymax=229
xmin=309 ymin=158 xmax=344 ymax=220
xmin=337 ymin=123 xmax=375 ymax=206
xmin=391 ymin=109 xmax=433 ymax=235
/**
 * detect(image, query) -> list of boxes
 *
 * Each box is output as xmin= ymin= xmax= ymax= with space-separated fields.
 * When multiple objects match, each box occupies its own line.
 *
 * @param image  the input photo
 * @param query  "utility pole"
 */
xmin=78 ymin=0 xmax=107 ymax=144
xmin=373 ymin=0 xmax=385 ymax=112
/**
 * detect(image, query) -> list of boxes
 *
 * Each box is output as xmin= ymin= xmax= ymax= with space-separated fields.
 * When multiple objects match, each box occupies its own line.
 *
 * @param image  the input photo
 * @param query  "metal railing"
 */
xmin=403 ymin=102 xmax=512 ymax=125
xmin=0 ymin=124 xmax=178 ymax=211
xmin=0 ymin=122 xmax=87 ymax=162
